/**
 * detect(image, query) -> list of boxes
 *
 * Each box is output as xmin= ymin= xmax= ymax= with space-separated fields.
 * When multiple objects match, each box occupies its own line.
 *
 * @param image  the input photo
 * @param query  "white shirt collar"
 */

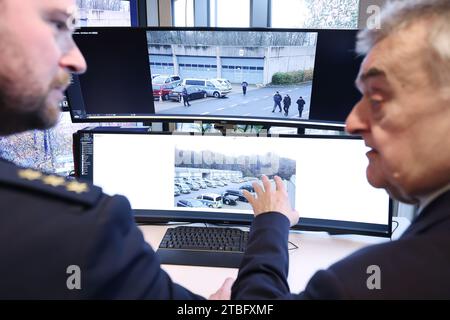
xmin=417 ymin=183 xmax=450 ymax=215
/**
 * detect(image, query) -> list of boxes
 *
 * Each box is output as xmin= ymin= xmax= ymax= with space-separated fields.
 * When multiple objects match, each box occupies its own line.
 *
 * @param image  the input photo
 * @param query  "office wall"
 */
xmin=161 ymin=0 xmax=389 ymax=29
xmin=158 ymin=0 xmax=172 ymax=26
xmin=251 ymin=0 xmax=269 ymax=27
xmin=194 ymin=0 xmax=209 ymax=26
xmin=147 ymin=0 xmax=159 ymax=26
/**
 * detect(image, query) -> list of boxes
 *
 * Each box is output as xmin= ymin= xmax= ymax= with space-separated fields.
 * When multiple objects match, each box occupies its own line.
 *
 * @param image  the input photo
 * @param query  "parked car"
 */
xmin=185 ymin=181 xmax=200 ymax=191
xmin=182 ymin=78 xmax=231 ymax=98
xmin=152 ymin=74 xmax=182 ymax=86
xmin=175 ymin=183 xmax=191 ymax=194
xmin=177 ymin=199 xmax=209 ymax=208
xmin=239 ymin=184 xmax=255 ymax=193
xmin=204 ymin=179 xmax=217 ymax=188
xmin=214 ymin=180 xmax=225 ymax=187
xmin=174 ymin=185 xmax=181 ymax=197
xmin=222 ymin=193 xmax=239 ymax=206
xmin=168 ymin=85 xmax=207 ymax=102
xmin=197 ymin=193 xmax=223 ymax=208
xmin=152 ymin=83 xmax=175 ymax=101
xmin=224 ymin=189 xmax=248 ymax=202
xmin=214 ymin=78 xmax=232 ymax=90
xmin=194 ymin=179 xmax=207 ymax=189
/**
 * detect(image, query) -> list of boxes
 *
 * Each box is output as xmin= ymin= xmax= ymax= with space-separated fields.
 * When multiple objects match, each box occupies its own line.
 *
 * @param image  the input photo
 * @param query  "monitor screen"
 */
xmin=76 ymin=129 xmax=392 ymax=237
xmin=67 ymin=27 xmax=362 ymax=128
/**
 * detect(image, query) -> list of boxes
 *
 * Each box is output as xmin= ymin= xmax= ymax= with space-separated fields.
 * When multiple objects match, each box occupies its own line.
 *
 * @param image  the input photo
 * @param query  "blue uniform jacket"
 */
xmin=0 ymin=159 xmax=203 ymax=299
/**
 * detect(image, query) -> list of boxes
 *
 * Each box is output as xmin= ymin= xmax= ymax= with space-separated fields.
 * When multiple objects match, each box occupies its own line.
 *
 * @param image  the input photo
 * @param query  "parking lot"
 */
xmin=155 ymin=83 xmax=312 ymax=120
xmin=174 ymin=178 xmax=296 ymax=210
xmin=174 ymin=180 xmax=253 ymax=210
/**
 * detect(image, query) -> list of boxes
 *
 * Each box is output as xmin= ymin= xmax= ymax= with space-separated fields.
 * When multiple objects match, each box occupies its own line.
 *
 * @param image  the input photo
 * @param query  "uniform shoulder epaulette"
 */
xmin=0 ymin=159 xmax=102 ymax=208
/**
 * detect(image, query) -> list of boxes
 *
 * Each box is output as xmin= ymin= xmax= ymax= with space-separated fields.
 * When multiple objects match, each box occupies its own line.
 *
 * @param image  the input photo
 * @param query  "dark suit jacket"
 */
xmin=0 ymin=159 xmax=203 ymax=299
xmin=232 ymin=190 xmax=450 ymax=299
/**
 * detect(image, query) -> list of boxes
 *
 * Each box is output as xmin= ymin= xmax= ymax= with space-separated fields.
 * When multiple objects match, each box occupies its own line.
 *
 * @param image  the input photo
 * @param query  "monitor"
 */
xmin=75 ymin=128 xmax=392 ymax=237
xmin=67 ymin=27 xmax=363 ymax=129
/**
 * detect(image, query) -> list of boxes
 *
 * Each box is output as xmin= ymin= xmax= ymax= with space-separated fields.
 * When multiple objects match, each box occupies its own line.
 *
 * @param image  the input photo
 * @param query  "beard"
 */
xmin=0 ymin=69 xmax=70 ymax=135
xmin=0 ymin=26 xmax=70 ymax=135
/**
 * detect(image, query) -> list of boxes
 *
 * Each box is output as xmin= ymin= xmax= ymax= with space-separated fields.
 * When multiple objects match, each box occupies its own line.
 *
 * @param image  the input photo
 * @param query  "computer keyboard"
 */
xmin=156 ymin=226 xmax=249 ymax=268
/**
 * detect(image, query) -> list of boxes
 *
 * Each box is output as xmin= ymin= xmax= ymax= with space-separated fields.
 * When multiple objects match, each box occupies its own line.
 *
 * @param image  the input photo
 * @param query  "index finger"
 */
xmin=274 ymin=175 xmax=286 ymax=193
xmin=261 ymin=175 xmax=272 ymax=193
xmin=252 ymin=180 xmax=264 ymax=199
xmin=242 ymin=189 xmax=256 ymax=207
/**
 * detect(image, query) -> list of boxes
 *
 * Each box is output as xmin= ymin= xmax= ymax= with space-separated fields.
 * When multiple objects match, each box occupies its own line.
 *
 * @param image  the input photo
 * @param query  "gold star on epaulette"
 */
xmin=42 ymin=175 xmax=66 ymax=187
xmin=18 ymin=169 xmax=42 ymax=181
xmin=65 ymin=181 xmax=89 ymax=194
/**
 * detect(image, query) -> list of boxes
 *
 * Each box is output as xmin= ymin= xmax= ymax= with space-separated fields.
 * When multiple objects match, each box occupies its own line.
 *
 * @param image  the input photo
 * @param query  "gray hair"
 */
xmin=356 ymin=0 xmax=450 ymax=86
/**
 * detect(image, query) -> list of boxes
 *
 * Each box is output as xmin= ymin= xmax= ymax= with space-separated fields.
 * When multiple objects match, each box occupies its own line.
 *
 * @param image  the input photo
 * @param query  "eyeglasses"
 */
xmin=54 ymin=5 xmax=81 ymax=52
xmin=65 ymin=5 xmax=80 ymax=32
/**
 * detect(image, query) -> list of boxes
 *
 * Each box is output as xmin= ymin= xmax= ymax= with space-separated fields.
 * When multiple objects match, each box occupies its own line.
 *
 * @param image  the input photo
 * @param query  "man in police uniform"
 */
xmin=0 ymin=0 xmax=233 ymax=299
xmin=225 ymin=0 xmax=450 ymax=299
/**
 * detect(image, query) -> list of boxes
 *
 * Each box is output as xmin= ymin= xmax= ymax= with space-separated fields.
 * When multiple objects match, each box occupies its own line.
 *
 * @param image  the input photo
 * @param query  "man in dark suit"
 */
xmin=282 ymin=94 xmax=291 ymax=116
xmin=296 ymin=96 xmax=305 ymax=118
xmin=272 ymin=91 xmax=282 ymax=112
xmin=222 ymin=0 xmax=450 ymax=299
xmin=182 ymin=86 xmax=191 ymax=106
xmin=0 ymin=0 xmax=233 ymax=299
xmin=241 ymin=81 xmax=248 ymax=95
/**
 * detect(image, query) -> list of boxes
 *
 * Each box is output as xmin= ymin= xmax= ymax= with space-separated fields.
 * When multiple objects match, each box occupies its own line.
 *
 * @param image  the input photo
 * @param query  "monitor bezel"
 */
xmin=67 ymin=26 xmax=362 ymax=130
xmin=75 ymin=128 xmax=392 ymax=237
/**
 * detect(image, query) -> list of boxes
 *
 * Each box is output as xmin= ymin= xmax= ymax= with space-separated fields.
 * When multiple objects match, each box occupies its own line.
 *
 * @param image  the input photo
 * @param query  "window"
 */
xmin=173 ymin=0 xmax=195 ymax=27
xmin=271 ymin=0 xmax=359 ymax=29
xmin=76 ymin=0 xmax=132 ymax=27
xmin=210 ymin=0 xmax=250 ymax=27
xmin=0 ymin=114 xmax=142 ymax=177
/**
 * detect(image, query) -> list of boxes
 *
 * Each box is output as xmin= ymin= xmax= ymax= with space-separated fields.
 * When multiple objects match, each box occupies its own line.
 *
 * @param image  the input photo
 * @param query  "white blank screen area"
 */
xmin=295 ymin=138 xmax=389 ymax=225
xmin=93 ymin=134 xmax=175 ymax=210
xmin=92 ymin=134 xmax=389 ymax=226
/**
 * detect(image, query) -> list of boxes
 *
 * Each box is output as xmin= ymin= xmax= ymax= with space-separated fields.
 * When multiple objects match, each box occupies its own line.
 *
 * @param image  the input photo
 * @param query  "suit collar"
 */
xmin=417 ymin=183 xmax=450 ymax=215
xmin=401 ymin=190 xmax=450 ymax=238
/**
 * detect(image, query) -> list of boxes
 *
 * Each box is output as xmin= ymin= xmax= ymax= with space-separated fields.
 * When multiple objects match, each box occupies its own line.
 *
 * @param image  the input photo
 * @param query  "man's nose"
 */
xmin=345 ymin=100 xmax=369 ymax=135
xmin=60 ymin=45 xmax=87 ymax=74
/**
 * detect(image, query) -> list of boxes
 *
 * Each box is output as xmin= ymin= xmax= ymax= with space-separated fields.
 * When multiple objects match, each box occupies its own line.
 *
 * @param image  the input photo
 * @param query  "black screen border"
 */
xmin=67 ymin=26 xmax=364 ymax=131
xmin=74 ymin=128 xmax=392 ymax=237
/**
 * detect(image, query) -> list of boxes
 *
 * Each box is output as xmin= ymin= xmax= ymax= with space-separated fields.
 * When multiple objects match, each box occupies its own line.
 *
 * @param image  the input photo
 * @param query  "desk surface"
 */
xmin=138 ymin=217 xmax=409 ymax=298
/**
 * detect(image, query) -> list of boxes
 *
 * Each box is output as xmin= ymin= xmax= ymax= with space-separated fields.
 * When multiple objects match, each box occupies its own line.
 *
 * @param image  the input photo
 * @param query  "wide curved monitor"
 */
xmin=67 ymin=27 xmax=362 ymax=129
xmin=75 ymin=128 xmax=392 ymax=237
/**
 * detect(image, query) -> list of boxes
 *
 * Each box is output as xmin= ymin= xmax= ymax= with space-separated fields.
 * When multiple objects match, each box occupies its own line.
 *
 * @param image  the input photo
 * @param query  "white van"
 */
xmin=196 ymin=193 xmax=223 ymax=208
xmin=182 ymin=78 xmax=231 ymax=98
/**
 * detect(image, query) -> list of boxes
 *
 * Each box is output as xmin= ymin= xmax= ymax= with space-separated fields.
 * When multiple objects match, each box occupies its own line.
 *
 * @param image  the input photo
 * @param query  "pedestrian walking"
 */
xmin=272 ymin=91 xmax=282 ymax=112
xmin=283 ymin=94 xmax=291 ymax=116
xmin=296 ymin=96 xmax=306 ymax=118
xmin=241 ymin=81 xmax=248 ymax=95
xmin=182 ymin=86 xmax=190 ymax=106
